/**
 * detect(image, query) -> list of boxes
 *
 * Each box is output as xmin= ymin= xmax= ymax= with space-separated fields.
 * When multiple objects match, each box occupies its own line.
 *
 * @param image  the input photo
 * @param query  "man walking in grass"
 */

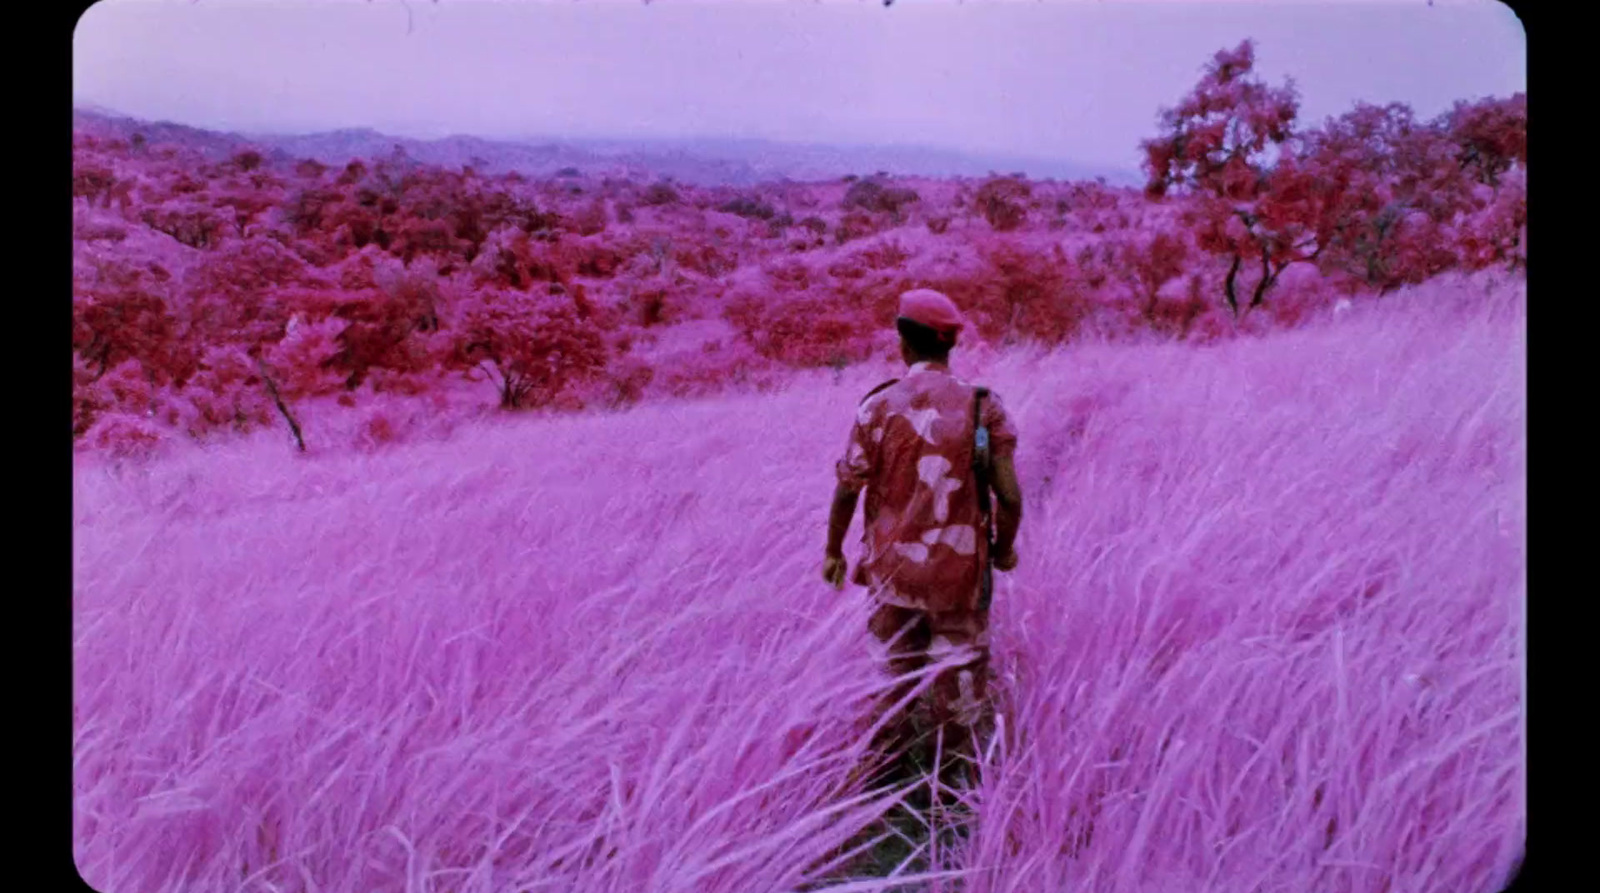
xmin=823 ymin=289 xmax=1023 ymax=775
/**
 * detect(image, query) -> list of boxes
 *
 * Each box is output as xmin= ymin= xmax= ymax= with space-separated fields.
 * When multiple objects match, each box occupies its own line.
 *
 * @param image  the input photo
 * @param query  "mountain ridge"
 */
xmin=72 ymin=107 xmax=1143 ymax=187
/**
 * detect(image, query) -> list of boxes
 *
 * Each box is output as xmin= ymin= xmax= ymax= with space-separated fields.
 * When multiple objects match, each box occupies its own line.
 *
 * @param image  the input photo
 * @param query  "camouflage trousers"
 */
xmin=866 ymin=600 xmax=994 ymax=768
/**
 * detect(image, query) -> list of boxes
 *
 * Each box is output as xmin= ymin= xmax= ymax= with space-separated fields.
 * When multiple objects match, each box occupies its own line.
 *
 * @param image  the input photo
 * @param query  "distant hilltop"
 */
xmin=71 ymin=107 xmax=1143 ymax=187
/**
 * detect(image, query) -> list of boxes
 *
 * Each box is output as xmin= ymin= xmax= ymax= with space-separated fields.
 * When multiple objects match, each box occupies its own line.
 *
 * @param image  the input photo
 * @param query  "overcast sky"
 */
xmin=73 ymin=0 xmax=1525 ymax=172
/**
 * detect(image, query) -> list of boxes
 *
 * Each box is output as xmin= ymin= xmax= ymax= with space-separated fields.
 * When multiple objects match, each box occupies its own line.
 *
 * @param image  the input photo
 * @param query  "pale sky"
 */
xmin=73 ymin=0 xmax=1525 ymax=171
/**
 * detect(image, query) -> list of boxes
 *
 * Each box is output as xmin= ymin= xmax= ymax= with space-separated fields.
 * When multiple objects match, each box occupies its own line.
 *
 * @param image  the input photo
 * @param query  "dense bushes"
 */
xmin=70 ymin=39 xmax=1524 ymax=454
xmin=1143 ymin=40 xmax=1526 ymax=314
xmin=974 ymin=176 xmax=1031 ymax=232
xmin=719 ymin=195 xmax=778 ymax=221
xmin=842 ymin=178 xmax=921 ymax=221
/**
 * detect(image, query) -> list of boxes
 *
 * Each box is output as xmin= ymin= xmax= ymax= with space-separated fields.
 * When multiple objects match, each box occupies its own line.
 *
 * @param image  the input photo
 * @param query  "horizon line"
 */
xmin=72 ymin=104 xmax=1146 ymax=181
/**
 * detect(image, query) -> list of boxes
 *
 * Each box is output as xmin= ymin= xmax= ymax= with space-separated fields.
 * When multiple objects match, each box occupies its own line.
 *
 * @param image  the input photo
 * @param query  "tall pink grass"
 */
xmin=74 ymin=273 xmax=1524 ymax=892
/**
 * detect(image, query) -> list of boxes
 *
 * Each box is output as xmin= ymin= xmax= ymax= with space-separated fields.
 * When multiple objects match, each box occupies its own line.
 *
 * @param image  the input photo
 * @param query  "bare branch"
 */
xmin=256 ymin=357 xmax=306 ymax=453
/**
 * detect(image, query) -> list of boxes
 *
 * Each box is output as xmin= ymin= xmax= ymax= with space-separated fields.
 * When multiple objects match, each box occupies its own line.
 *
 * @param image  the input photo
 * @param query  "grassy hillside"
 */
xmin=73 ymin=273 xmax=1524 ymax=892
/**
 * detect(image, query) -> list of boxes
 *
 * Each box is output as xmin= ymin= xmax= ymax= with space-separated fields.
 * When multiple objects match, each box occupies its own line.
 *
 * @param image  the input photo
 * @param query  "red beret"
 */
xmin=898 ymin=289 xmax=965 ymax=335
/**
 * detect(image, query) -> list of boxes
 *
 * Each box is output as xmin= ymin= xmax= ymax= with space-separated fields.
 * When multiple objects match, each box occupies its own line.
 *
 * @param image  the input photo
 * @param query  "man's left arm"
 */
xmin=823 ymin=484 xmax=862 ymax=590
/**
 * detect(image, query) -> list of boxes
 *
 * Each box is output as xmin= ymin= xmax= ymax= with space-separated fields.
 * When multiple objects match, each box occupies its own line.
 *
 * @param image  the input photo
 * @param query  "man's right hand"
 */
xmin=823 ymin=553 xmax=848 ymax=590
xmin=993 ymin=546 xmax=1018 ymax=573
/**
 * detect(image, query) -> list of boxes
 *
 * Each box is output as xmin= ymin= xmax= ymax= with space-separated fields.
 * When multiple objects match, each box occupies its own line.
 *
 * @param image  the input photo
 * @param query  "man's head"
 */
xmin=895 ymin=289 xmax=965 ymax=365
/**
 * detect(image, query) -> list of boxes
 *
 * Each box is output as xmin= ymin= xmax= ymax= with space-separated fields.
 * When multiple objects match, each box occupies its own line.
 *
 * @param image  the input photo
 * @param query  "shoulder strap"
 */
xmin=972 ymin=386 xmax=992 ymax=508
xmin=859 ymin=378 xmax=899 ymax=404
xmin=973 ymin=385 xmax=995 ymax=611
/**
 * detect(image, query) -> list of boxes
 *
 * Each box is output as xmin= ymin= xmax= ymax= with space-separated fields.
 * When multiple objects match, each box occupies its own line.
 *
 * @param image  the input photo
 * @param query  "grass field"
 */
xmin=73 ymin=273 xmax=1525 ymax=893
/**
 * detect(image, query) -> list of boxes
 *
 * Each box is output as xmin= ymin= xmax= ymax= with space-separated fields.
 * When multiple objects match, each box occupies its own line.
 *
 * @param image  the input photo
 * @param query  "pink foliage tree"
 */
xmin=973 ymin=176 xmax=1032 ymax=232
xmin=1142 ymin=40 xmax=1312 ymax=317
xmin=1297 ymin=93 xmax=1526 ymax=291
xmin=141 ymin=201 xmax=227 ymax=250
xmin=177 ymin=345 xmax=276 ymax=439
xmin=973 ymin=240 xmax=1087 ymax=344
xmin=72 ymin=162 xmax=119 ymax=208
xmin=1111 ymin=229 xmax=1192 ymax=321
xmin=263 ymin=315 xmax=347 ymax=401
xmin=182 ymin=237 xmax=334 ymax=367
xmin=445 ymin=290 xmax=610 ymax=410
xmin=72 ymin=257 xmax=192 ymax=387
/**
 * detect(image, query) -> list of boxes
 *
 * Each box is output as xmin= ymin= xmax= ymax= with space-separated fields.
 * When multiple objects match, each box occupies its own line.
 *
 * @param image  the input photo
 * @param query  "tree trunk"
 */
xmin=1144 ymin=287 xmax=1160 ymax=322
xmin=1221 ymin=253 xmax=1243 ymax=318
xmin=256 ymin=358 xmax=306 ymax=453
xmin=1247 ymin=247 xmax=1277 ymax=311
xmin=499 ymin=366 xmax=525 ymax=410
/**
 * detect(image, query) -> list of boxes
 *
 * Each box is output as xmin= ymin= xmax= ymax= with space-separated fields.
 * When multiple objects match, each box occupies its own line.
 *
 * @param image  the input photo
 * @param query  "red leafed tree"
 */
xmin=392 ymin=217 xmax=466 ymax=265
xmin=284 ymin=186 xmax=341 ymax=235
xmin=1294 ymin=102 xmax=1425 ymax=291
xmin=568 ymin=198 xmax=609 ymax=237
xmin=213 ymin=185 xmax=281 ymax=238
xmin=1443 ymin=93 xmax=1527 ymax=190
xmin=183 ymin=237 xmax=328 ymax=351
xmin=87 ymin=361 xmax=160 ymax=420
xmin=72 ymin=162 xmax=118 ymax=207
xmin=974 ymin=176 xmax=1032 ymax=232
xmin=230 ymin=149 xmax=265 ymax=172
xmin=1112 ymin=229 xmax=1191 ymax=320
xmin=842 ymin=178 xmax=921 ymax=223
xmin=263 ymin=315 xmax=346 ymax=400
xmin=73 ymin=356 xmax=108 ymax=437
xmin=1296 ymin=93 xmax=1526 ymax=289
xmin=731 ymin=293 xmax=875 ymax=368
xmin=1455 ymin=166 xmax=1526 ymax=272
xmin=178 ymin=345 xmax=276 ymax=438
xmin=323 ymin=281 xmax=440 ymax=391
xmin=445 ymin=290 xmax=609 ymax=409
xmin=72 ymin=282 xmax=183 ymax=384
xmin=1440 ymin=94 xmax=1527 ymax=272
xmin=601 ymin=354 xmax=656 ymax=409
xmin=469 ymin=229 xmax=576 ymax=290
xmin=834 ymin=212 xmax=880 ymax=245
xmin=142 ymin=201 xmax=227 ymax=250
xmin=975 ymin=240 xmax=1087 ymax=344
xmin=1142 ymin=40 xmax=1312 ymax=317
